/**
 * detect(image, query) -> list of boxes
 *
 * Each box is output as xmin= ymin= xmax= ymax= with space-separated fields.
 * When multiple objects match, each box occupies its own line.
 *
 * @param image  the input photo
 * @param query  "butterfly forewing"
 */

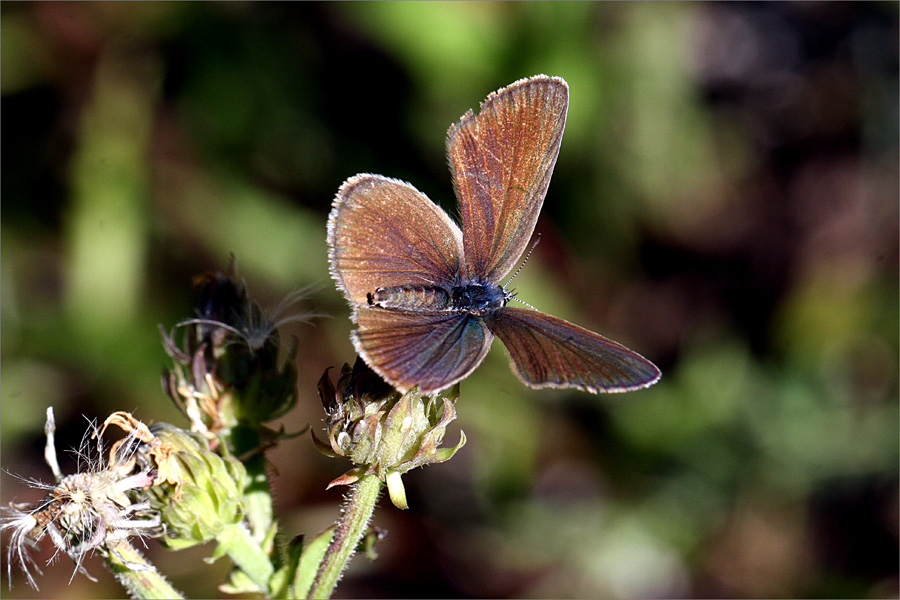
xmin=353 ymin=308 xmax=493 ymax=394
xmin=328 ymin=174 xmax=464 ymax=306
xmin=448 ymin=75 xmax=569 ymax=283
xmin=486 ymin=307 xmax=661 ymax=393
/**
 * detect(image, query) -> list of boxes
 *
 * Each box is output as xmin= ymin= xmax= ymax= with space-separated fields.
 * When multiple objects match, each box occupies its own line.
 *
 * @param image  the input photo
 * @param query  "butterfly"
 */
xmin=327 ymin=75 xmax=660 ymax=395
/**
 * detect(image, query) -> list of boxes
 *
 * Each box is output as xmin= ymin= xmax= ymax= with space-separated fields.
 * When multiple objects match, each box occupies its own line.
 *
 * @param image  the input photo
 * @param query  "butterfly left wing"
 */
xmin=352 ymin=308 xmax=494 ymax=394
xmin=328 ymin=174 xmax=464 ymax=307
xmin=486 ymin=307 xmax=661 ymax=393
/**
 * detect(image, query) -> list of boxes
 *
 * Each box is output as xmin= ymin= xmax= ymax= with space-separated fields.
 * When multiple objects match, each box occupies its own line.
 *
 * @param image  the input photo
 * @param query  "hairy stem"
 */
xmin=307 ymin=474 xmax=382 ymax=599
xmin=103 ymin=540 xmax=184 ymax=599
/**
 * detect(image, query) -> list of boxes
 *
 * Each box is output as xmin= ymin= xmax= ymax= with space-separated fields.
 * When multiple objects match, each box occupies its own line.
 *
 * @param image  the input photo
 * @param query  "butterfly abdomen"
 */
xmin=367 ymin=286 xmax=451 ymax=310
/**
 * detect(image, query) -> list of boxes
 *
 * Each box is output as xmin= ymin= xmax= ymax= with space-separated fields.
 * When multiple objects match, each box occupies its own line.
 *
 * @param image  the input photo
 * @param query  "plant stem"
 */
xmin=218 ymin=522 xmax=275 ymax=593
xmin=307 ymin=473 xmax=382 ymax=599
xmin=103 ymin=540 xmax=184 ymax=599
xmin=241 ymin=452 xmax=275 ymax=543
xmin=229 ymin=425 xmax=275 ymax=544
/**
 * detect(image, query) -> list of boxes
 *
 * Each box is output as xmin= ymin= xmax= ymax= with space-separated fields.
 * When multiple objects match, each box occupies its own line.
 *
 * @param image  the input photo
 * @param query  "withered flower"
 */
xmin=160 ymin=261 xmax=309 ymax=439
xmin=2 ymin=409 xmax=161 ymax=590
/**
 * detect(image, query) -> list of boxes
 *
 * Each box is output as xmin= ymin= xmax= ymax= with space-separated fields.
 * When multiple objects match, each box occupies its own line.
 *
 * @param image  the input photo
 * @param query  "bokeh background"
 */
xmin=2 ymin=2 xmax=897 ymax=598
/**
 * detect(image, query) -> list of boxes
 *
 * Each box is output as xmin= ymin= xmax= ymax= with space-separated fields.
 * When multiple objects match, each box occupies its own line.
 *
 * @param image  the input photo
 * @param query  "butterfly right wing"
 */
xmin=486 ymin=306 xmax=661 ymax=393
xmin=328 ymin=174 xmax=464 ymax=306
xmin=447 ymin=75 xmax=568 ymax=283
xmin=352 ymin=308 xmax=493 ymax=394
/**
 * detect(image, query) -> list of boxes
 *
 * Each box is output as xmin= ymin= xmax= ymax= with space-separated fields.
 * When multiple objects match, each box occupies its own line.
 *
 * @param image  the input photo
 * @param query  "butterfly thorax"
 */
xmin=367 ymin=282 xmax=507 ymax=315
xmin=450 ymin=282 xmax=508 ymax=314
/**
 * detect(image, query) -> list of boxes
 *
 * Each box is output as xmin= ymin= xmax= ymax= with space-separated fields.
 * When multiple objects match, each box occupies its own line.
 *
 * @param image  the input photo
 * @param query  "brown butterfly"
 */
xmin=328 ymin=75 xmax=660 ymax=395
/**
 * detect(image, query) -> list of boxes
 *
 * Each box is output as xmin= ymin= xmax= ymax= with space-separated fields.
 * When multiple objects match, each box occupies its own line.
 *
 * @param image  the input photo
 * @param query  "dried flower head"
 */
xmin=161 ymin=261 xmax=311 ymax=437
xmin=2 ymin=409 xmax=162 ymax=590
xmin=179 ymin=286 xmax=322 ymax=353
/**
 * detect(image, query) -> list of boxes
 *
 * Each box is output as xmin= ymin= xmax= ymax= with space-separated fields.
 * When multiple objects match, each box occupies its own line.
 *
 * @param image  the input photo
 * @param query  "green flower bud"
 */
xmin=314 ymin=359 xmax=466 ymax=509
xmin=145 ymin=424 xmax=247 ymax=550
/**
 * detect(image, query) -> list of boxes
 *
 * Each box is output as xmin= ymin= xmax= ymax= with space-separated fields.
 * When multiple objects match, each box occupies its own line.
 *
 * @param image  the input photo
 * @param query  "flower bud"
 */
xmin=145 ymin=424 xmax=247 ymax=549
xmin=160 ymin=262 xmax=303 ymax=437
xmin=314 ymin=359 xmax=466 ymax=509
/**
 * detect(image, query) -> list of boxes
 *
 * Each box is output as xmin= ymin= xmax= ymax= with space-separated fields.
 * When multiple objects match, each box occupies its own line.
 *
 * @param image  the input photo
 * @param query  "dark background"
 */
xmin=2 ymin=2 xmax=897 ymax=598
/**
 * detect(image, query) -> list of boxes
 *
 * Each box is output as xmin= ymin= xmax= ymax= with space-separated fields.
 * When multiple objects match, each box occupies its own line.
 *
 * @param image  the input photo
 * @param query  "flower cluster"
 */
xmin=313 ymin=359 xmax=466 ymax=509
xmin=4 ymin=262 xmax=471 ymax=596
xmin=2 ymin=407 xmax=255 ymax=592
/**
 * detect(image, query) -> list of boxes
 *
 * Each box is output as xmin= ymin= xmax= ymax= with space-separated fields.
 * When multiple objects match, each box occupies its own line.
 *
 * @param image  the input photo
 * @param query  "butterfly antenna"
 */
xmin=503 ymin=235 xmax=542 ymax=310
xmin=505 ymin=233 xmax=541 ymax=286
xmin=509 ymin=293 xmax=539 ymax=311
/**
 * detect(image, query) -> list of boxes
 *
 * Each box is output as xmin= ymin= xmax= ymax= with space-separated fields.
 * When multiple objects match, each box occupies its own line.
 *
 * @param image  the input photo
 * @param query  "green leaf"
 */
xmin=291 ymin=526 xmax=336 ymax=599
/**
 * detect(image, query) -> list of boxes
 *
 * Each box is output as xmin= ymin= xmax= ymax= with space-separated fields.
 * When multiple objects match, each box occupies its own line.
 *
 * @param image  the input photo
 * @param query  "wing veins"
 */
xmin=358 ymin=200 xmax=458 ymax=283
xmin=415 ymin=315 xmax=474 ymax=383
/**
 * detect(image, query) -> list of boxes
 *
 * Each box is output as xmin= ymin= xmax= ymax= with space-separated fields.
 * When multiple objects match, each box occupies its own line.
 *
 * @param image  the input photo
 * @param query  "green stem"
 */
xmin=241 ymin=452 xmax=275 ymax=543
xmin=103 ymin=540 xmax=184 ymax=599
xmin=217 ymin=522 xmax=275 ymax=593
xmin=229 ymin=425 xmax=275 ymax=544
xmin=307 ymin=474 xmax=382 ymax=599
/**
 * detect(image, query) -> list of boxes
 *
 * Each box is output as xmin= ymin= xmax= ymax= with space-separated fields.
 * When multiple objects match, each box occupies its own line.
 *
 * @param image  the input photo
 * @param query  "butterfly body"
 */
xmin=328 ymin=75 xmax=661 ymax=395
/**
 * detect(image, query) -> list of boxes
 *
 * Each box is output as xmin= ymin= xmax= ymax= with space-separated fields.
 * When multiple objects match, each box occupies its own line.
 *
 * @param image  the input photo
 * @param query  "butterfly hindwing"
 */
xmin=486 ymin=306 xmax=661 ymax=393
xmin=353 ymin=307 xmax=494 ymax=394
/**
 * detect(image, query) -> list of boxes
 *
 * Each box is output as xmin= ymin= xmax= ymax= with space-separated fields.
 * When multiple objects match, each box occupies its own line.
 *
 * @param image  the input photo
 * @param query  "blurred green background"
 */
xmin=2 ymin=2 xmax=897 ymax=598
